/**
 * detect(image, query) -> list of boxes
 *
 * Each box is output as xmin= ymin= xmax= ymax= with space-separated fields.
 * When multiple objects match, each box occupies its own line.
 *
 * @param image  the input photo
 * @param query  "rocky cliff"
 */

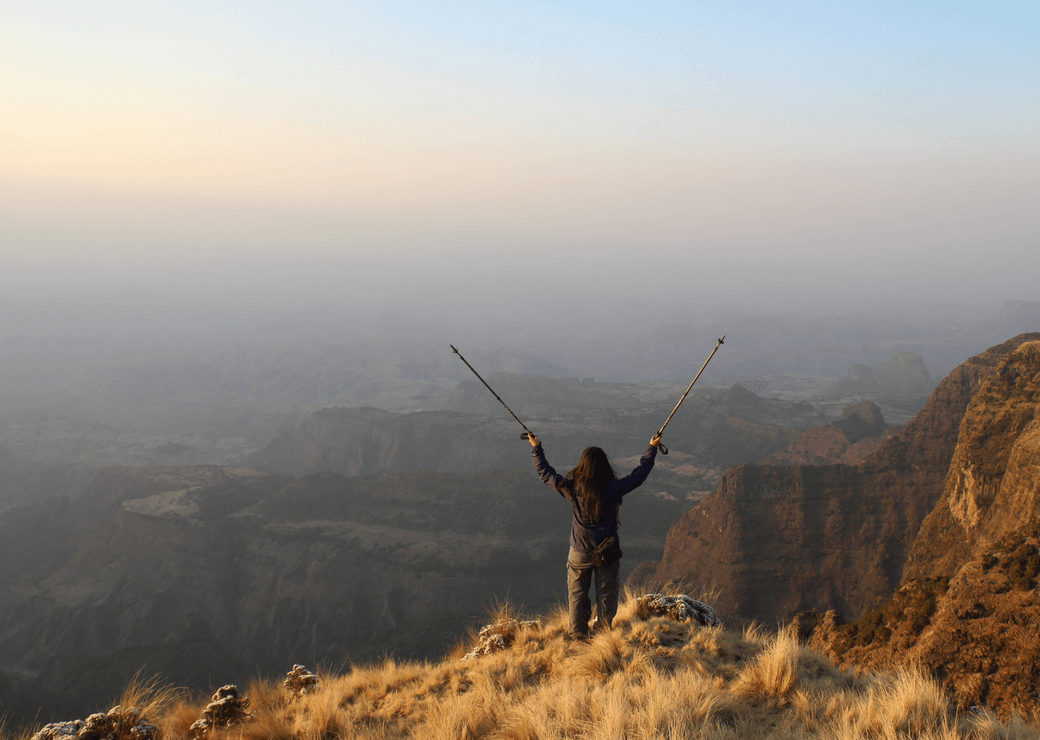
xmin=902 ymin=340 xmax=1040 ymax=580
xmin=801 ymin=339 xmax=1040 ymax=721
xmin=631 ymin=334 xmax=1040 ymax=626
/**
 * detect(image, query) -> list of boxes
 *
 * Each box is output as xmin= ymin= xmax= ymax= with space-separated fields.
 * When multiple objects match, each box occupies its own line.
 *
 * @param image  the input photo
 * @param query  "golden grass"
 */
xmin=4 ymin=594 xmax=1038 ymax=740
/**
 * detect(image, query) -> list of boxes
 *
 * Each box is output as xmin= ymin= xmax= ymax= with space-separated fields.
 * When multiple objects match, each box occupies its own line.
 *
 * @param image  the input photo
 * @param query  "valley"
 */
xmin=1 ymin=306 xmax=1037 ymax=723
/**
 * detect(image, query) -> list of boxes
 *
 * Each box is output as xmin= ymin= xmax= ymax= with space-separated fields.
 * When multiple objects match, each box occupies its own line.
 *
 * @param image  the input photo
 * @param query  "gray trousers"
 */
xmin=567 ymin=546 xmax=621 ymax=636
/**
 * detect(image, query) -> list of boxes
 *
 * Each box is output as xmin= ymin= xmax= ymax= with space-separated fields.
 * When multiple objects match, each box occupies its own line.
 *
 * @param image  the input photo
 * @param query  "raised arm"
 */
xmin=528 ymin=434 xmax=566 ymax=495
xmin=615 ymin=435 xmax=662 ymax=496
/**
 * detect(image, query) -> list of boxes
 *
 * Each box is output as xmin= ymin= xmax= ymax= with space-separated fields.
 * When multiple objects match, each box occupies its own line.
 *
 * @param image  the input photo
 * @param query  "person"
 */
xmin=528 ymin=432 xmax=662 ymax=638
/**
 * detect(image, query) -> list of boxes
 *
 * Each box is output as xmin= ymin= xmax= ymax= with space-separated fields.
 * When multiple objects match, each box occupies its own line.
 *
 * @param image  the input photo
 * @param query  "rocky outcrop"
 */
xmin=632 ymin=594 xmax=721 ymax=627
xmin=460 ymin=618 xmax=542 ymax=662
xmin=800 ymin=339 xmax=1040 ymax=720
xmin=282 ymin=665 xmax=319 ymax=702
xmin=631 ymin=334 xmax=1040 ymax=626
xmin=188 ymin=685 xmax=251 ymax=738
xmin=902 ymin=340 xmax=1040 ymax=581
xmin=30 ymin=706 xmax=158 ymax=740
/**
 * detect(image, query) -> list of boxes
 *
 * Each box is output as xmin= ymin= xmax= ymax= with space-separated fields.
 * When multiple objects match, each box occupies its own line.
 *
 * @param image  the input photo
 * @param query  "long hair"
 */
xmin=563 ymin=446 xmax=618 ymax=523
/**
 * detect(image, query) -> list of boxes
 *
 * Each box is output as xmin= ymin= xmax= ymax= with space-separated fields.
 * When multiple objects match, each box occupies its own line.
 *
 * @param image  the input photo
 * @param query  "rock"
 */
xmin=31 ymin=721 xmax=84 ymax=740
xmin=633 ymin=594 xmax=722 ymax=627
xmin=460 ymin=618 xmax=541 ymax=662
xmin=188 ymin=685 xmax=251 ymax=738
xmin=283 ymin=664 xmax=319 ymax=701
xmin=806 ymin=533 xmax=1040 ymax=720
xmin=30 ymin=706 xmax=156 ymax=740
xmin=902 ymin=339 xmax=1040 ymax=581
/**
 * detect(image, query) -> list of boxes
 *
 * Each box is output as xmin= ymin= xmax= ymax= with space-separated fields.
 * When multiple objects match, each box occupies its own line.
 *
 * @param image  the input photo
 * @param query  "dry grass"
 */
xmin=4 ymin=594 xmax=1038 ymax=740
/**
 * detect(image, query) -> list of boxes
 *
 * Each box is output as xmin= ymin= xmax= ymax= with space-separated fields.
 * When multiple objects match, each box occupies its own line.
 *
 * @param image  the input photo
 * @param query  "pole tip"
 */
xmin=450 ymin=344 xmax=459 ymax=353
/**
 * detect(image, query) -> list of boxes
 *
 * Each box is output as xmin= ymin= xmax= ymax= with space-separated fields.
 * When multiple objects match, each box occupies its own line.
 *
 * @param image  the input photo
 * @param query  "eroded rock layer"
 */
xmin=902 ymin=340 xmax=1040 ymax=581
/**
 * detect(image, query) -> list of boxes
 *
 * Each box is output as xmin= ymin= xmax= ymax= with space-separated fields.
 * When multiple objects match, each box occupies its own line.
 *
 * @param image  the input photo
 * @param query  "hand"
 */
xmin=528 ymin=433 xmax=540 ymax=447
xmin=650 ymin=434 xmax=662 ymax=447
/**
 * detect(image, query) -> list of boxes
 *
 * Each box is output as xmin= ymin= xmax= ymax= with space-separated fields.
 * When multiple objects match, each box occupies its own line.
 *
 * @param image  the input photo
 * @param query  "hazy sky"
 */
xmin=3 ymin=1 xmax=1038 ymax=326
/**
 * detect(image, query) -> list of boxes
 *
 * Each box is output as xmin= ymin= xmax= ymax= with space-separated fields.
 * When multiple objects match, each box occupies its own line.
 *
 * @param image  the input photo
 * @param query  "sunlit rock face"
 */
xmin=902 ymin=339 xmax=1040 ymax=581
xmin=801 ymin=339 xmax=1040 ymax=721
xmin=632 ymin=334 xmax=1040 ymax=626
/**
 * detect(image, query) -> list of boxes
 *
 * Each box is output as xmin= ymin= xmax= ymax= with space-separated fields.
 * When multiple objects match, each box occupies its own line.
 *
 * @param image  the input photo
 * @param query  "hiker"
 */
xmin=528 ymin=432 xmax=662 ymax=638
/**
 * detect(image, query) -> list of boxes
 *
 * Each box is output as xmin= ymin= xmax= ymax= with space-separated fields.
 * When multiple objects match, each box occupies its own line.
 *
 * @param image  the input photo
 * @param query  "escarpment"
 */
xmin=632 ymin=334 xmax=1040 ymax=626
xmin=901 ymin=339 xmax=1040 ymax=581
xmin=802 ymin=339 xmax=1040 ymax=721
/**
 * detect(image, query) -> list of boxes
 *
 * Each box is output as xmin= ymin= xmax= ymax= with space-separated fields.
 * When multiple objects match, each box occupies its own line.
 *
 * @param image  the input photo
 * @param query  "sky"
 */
xmin=2 ymin=1 xmax=1039 ymax=329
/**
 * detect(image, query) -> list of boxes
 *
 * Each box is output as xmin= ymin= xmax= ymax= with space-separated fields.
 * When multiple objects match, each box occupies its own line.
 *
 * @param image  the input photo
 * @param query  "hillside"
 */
xmin=4 ymin=593 xmax=1036 ymax=739
xmin=632 ymin=334 xmax=1040 ymax=625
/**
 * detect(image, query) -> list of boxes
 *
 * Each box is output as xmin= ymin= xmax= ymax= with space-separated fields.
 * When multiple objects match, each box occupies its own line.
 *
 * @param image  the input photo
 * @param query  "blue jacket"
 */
xmin=531 ymin=444 xmax=657 ymax=554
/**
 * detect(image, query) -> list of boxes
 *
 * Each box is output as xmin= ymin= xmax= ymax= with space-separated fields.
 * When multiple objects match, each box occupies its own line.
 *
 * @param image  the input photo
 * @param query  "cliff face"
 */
xmin=632 ymin=334 xmax=1040 ymax=626
xmin=802 ymin=340 xmax=1040 ymax=721
xmin=0 ymin=466 xmax=547 ymax=676
xmin=902 ymin=340 xmax=1040 ymax=581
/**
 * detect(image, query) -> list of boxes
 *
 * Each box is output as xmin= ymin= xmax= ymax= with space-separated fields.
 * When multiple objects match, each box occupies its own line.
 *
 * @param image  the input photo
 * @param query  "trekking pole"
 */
xmin=654 ymin=335 xmax=726 ymax=455
xmin=450 ymin=345 xmax=535 ymax=440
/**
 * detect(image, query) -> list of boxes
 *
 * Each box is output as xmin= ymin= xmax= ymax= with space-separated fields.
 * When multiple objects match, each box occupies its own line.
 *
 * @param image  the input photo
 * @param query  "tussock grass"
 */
xmin=4 ymin=594 xmax=1037 ymax=740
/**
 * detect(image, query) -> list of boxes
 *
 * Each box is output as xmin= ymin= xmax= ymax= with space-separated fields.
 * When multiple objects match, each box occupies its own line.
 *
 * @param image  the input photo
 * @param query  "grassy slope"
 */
xmin=5 ymin=593 xmax=1038 ymax=740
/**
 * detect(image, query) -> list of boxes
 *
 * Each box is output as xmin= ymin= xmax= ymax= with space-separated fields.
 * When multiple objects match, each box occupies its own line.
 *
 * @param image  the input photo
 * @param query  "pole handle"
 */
xmin=520 ymin=432 xmax=530 ymax=440
xmin=659 ymin=443 xmax=668 ymax=455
